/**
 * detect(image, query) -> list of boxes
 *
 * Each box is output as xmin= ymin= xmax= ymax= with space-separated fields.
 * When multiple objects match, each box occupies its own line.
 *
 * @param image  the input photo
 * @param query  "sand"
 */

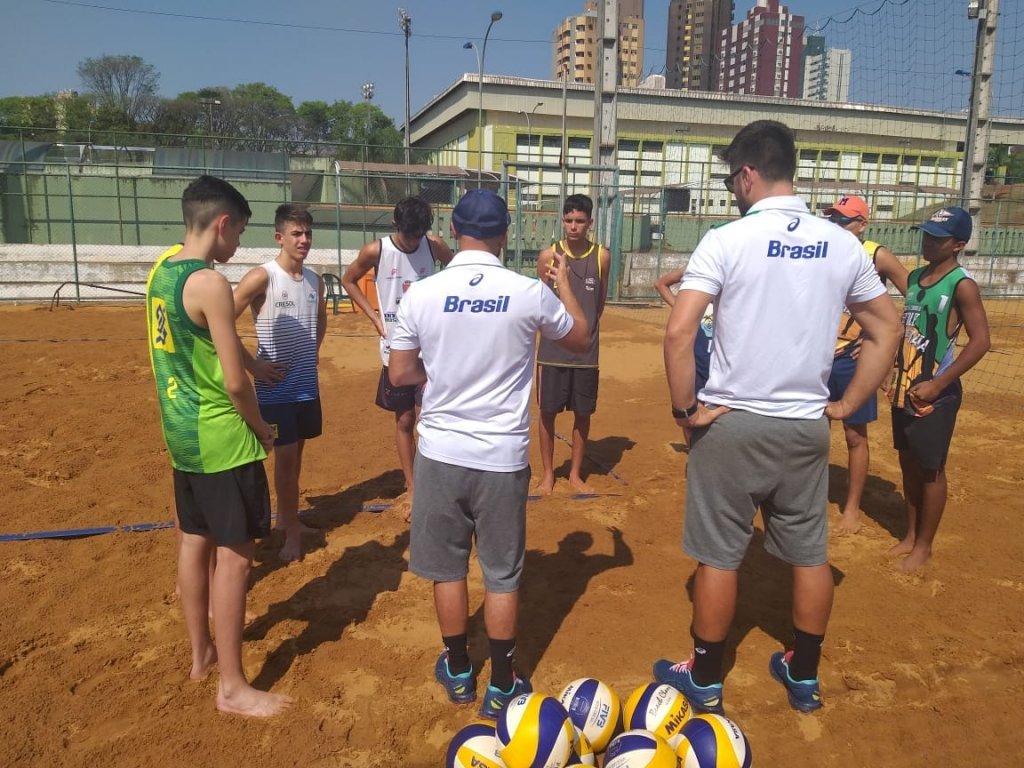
xmin=1 ymin=303 xmax=1021 ymax=767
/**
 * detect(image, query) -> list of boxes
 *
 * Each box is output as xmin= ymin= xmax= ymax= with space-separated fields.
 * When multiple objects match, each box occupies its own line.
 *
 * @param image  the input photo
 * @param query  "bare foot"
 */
xmin=278 ymin=533 xmax=302 ymax=563
xmin=569 ymin=477 xmax=596 ymax=494
xmin=836 ymin=511 xmax=863 ymax=535
xmin=276 ymin=521 xmax=317 ymax=535
xmin=534 ymin=476 xmax=555 ymax=496
xmin=216 ymin=683 xmax=293 ymax=718
xmin=189 ymin=645 xmax=217 ymax=681
xmin=888 ymin=538 xmax=915 ymax=557
xmin=898 ymin=547 xmax=931 ymax=572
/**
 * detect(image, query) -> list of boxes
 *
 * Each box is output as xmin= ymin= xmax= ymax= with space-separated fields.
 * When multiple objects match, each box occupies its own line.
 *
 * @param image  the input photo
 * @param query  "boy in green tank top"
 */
xmin=888 ymin=206 xmax=990 ymax=572
xmin=146 ymin=175 xmax=291 ymax=717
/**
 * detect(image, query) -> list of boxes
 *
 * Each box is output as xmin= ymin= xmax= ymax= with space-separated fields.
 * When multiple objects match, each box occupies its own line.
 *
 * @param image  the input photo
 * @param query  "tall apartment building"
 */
xmin=665 ymin=0 xmax=734 ymax=91
xmin=552 ymin=0 xmax=645 ymax=87
xmin=717 ymin=0 xmax=804 ymax=98
xmin=802 ymin=35 xmax=852 ymax=102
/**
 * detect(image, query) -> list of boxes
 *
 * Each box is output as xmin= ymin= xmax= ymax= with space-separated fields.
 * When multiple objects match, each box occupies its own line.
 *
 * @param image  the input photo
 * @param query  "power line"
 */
xmin=39 ymin=0 xmax=551 ymax=45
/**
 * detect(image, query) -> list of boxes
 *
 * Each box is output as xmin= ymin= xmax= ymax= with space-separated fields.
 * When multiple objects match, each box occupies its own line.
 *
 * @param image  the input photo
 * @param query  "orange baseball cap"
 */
xmin=823 ymin=195 xmax=870 ymax=221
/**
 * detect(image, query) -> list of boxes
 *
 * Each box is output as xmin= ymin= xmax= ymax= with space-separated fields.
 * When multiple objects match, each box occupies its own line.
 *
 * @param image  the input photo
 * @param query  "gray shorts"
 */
xmin=683 ymin=410 xmax=830 ymax=569
xmin=409 ymin=451 xmax=530 ymax=593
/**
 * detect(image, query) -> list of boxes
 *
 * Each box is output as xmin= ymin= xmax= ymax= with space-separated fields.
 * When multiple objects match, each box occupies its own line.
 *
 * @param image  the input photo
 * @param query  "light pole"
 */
xmin=517 ymin=101 xmax=543 ymax=207
xmin=464 ymin=10 xmax=503 ymax=185
xmin=399 ymin=8 xmax=412 ymax=167
xmin=361 ymin=81 xmax=374 ymax=240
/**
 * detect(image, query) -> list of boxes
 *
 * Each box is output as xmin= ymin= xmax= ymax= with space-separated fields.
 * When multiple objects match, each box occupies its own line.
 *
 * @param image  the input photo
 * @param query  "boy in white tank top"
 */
xmin=342 ymin=197 xmax=453 ymax=520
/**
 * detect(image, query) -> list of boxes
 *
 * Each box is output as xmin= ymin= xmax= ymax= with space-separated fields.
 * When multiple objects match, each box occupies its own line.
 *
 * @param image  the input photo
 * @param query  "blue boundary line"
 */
xmin=553 ymin=432 xmax=630 ymax=486
xmin=0 ymin=520 xmax=175 ymax=543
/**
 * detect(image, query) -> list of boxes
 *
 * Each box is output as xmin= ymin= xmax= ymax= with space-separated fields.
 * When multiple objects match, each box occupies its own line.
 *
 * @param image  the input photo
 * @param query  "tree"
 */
xmin=77 ymin=54 xmax=160 ymax=129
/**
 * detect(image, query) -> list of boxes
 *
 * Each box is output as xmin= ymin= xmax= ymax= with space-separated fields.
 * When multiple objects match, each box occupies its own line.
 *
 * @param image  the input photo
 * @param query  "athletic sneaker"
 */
xmin=769 ymin=651 xmax=822 ymax=713
xmin=652 ymin=657 xmax=725 ymax=715
xmin=478 ymin=676 xmax=533 ymax=720
xmin=434 ymin=651 xmax=476 ymax=704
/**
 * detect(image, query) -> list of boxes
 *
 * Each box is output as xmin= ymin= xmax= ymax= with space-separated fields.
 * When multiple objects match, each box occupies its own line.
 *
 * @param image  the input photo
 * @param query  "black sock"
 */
xmin=488 ymin=638 xmax=517 ymax=691
xmin=690 ymin=633 xmax=725 ymax=687
xmin=789 ymin=629 xmax=825 ymax=681
xmin=442 ymin=634 xmax=470 ymax=676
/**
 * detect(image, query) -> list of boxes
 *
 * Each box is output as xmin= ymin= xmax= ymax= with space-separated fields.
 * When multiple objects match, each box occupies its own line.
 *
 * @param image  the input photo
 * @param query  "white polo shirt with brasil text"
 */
xmin=681 ymin=195 xmax=887 ymax=419
xmin=390 ymin=250 xmax=573 ymax=471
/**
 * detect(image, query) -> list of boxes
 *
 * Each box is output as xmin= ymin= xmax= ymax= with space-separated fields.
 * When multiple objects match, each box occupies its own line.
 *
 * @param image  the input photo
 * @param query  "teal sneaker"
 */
xmin=652 ymin=657 xmax=725 ymax=715
xmin=769 ymin=651 xmax=822 ymax=713
xmin=434 ymin=651 xmax=476 ymax=704
xmin=479 ymin=676 xmax=533 ymax=720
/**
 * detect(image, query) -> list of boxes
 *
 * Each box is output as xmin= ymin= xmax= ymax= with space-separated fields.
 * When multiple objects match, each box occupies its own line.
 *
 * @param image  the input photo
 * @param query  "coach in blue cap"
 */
xmin=888 ymin=205 xmax=990 ymax=572
xmin=388 ymin=188 xmax=590 ymax=719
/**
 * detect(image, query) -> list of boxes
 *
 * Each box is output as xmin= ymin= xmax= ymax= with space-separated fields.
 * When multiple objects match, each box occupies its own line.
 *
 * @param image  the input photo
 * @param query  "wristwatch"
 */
xmin=671 ymin=402 xmax=699 ymax=420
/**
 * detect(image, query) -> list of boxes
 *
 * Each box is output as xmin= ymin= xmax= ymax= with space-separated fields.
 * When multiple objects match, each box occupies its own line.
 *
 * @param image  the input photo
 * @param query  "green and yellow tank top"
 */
xmin=146 ymin=246 xmax=266 ymax=473
xmin=889 ymin=264 xmax=972 ymax=409
xmin=835 ymin=240 xmax=884 ymax=356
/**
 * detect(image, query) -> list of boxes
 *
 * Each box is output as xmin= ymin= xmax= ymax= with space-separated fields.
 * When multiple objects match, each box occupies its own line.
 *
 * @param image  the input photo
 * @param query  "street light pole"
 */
xmin=399 ymin=8 xmax=412 ymax=167
xmin=517 ymin=101 xmax=543 ymax=206
xmin=360 ymin=81 xmax=374 ymax=241
xmin=464 ymin=10 xmax=503 ymax=185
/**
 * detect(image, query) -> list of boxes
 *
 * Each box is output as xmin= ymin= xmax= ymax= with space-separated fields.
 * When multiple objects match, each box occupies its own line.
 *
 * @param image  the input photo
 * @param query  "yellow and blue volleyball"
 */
xmin=602 ymin=729 xmax=678 ymax=768
xmin=675 ymin=714 xmax=751 ymax=768
xmin=496 ymin=692 xmax=575 ymax=768
xmin=567 ymin=729 xmax=596 ymax=766
xmin=622 ymin=682 xmax=692 ymax=750
xmin=558 ymin=678 xmax=621 ymax=752
xmin=446 ymin=721 xmax=506 ymax=768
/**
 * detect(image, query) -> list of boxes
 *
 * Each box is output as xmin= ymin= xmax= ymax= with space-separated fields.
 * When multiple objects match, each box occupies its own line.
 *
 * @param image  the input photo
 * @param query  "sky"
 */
xmin=1 ymin=0 xmax=1020 ymax=124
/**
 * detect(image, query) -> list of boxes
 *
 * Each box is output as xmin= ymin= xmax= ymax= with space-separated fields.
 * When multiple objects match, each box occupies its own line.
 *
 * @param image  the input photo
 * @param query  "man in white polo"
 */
xmin=655 ymin=120 xmax=901 ymax=715
xmin=388 ymin=188 xmax=589 ymax=720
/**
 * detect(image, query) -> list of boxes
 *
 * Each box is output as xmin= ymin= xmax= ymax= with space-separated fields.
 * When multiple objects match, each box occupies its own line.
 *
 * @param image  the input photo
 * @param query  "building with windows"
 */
xmin=665 ymin=0 xmax=733 ymax=91
xmin=802 ymin=35 xmax=852 ymax=103
xmin=718 ymin=0 xmax=804 ymax=98
xmin=552 ymin=0 xmax=645 ymax=87
xmin=408 ymin=73 xmax=1024 ymax=223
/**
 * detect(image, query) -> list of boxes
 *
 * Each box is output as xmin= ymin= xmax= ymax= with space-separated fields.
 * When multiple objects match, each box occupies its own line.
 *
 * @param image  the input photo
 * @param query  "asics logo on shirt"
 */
xmin=469 ymin=273 xmax=484 ymax=286
xmin=766 ymin=240 xmax=829 ymax=259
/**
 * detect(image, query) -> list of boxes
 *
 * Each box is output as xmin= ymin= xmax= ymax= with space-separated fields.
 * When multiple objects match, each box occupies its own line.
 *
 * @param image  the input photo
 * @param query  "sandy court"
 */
xmin=1 ymin=302 xmax=1022 ymax=767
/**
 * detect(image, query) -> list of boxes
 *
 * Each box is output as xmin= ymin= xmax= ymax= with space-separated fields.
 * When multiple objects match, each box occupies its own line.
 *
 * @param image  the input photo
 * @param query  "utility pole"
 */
xmin=592 ymin=0 xmax=618 ymax=270
xmin=960 ymin=0 xmax=1000 ymax=254
xmin=399 ymin=8 xmax=412 ymax=167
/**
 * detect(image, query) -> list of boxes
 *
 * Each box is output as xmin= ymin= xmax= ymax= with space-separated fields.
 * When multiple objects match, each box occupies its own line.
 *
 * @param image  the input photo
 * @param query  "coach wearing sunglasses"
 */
xmin=823 ymin=195 xmax=909 ymax=535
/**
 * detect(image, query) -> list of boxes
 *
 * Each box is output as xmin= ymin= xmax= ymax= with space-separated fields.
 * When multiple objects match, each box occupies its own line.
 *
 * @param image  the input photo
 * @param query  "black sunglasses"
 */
xmin=828 ymin=214 xmax=865 ymax=226
xmin=724 ymin=166 xmax=754 ymax=193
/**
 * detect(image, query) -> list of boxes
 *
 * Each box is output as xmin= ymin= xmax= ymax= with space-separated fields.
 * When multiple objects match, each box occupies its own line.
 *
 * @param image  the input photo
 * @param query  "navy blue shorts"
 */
xmin=828 ymin=352 xmax=878 ymax=425
xmin=259 ymin=398 xmax=323 ymax=446
xmin=377 ymin=366 xmax=422 ymax=413
xmin=173 ymin=461 xmax=271 ymax=546
xmin=694 ymin=333 xmax=712 ymax=395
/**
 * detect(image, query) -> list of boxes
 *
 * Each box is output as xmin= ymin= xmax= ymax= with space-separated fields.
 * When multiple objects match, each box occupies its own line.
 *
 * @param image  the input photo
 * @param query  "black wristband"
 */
xmin=672 ymin=402 xmax=699 ymax=419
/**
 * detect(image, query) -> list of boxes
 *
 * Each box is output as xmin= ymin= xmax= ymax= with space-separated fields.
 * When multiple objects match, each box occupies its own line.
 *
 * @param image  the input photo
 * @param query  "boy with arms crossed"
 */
xmin=146 ymin=175 xmax=291 ymax=717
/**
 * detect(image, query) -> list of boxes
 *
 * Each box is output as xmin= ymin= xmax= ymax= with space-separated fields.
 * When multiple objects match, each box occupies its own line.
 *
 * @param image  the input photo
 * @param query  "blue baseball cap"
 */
xmin=451 ymin=189 xmax=510 ymax=239
xmin=916 ymin=206 xmax=972 ymax=241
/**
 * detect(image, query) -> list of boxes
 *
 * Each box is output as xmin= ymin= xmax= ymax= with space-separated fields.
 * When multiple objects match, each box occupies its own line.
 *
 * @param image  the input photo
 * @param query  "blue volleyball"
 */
xmin=603 ymin=730 xmax=678 ymax=768
xmin=558 ymin=677 xmax=621 ymax=751
xmin=675 ymin=714 xmax=751 ymax=768
xmin=446 ymin=721 xmax=506 ymax=768
xmin=496 ymin=692 xmax=575 ymax=768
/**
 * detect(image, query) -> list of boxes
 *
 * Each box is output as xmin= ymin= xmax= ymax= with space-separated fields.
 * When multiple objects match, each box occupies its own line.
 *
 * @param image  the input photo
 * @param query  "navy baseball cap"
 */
xmin=451 ymin=189 xmax=510 ymax=239
xmin=916 ymin=206 xmax=972 ymax=241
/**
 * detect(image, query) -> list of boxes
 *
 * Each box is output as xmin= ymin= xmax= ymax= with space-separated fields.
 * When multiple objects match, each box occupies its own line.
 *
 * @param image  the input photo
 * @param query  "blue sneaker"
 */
xmin=652 ymin=657 xmax=725 ymax=715
xmin=434 ymin=651 xmax=476 ymax=704
xmin=479 ymin=676 xmax=533 ymax=720
xmin=769 ymin=651 xmax=822 ymax=713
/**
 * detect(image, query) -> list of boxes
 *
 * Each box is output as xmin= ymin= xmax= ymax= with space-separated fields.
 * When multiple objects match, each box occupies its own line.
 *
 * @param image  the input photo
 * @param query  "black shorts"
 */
xmin=891 ymin=396 xmax=961 ymax=472
xmin=376 ymin=366 xmax=422 ymax=413
xmin=537 ymin=364 xmax=599 ymax=415
xmin=259 ymin=398 xmax=323 ymax=446
xmin=173 ymin=461 xmax=272 ymax=546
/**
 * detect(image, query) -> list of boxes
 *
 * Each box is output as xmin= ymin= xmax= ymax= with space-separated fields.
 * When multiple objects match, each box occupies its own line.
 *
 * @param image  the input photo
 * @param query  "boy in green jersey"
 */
xmin=146 ymin=175 xmax=291 ymax=717
xmin=888 ymin=206 xmax=990 ymax=572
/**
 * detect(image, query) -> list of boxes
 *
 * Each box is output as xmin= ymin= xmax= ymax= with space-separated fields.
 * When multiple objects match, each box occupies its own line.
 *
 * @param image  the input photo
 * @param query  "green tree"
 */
xmin=0 ymin=96 xmax=57 ymax=138
xmin=77 ymin=54 xmax=161 ymax=129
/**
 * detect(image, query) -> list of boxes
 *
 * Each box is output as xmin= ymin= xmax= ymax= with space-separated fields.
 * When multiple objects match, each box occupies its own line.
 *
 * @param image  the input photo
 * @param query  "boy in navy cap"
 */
xmin=888 ymin=206 xmax=990 ymax=571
